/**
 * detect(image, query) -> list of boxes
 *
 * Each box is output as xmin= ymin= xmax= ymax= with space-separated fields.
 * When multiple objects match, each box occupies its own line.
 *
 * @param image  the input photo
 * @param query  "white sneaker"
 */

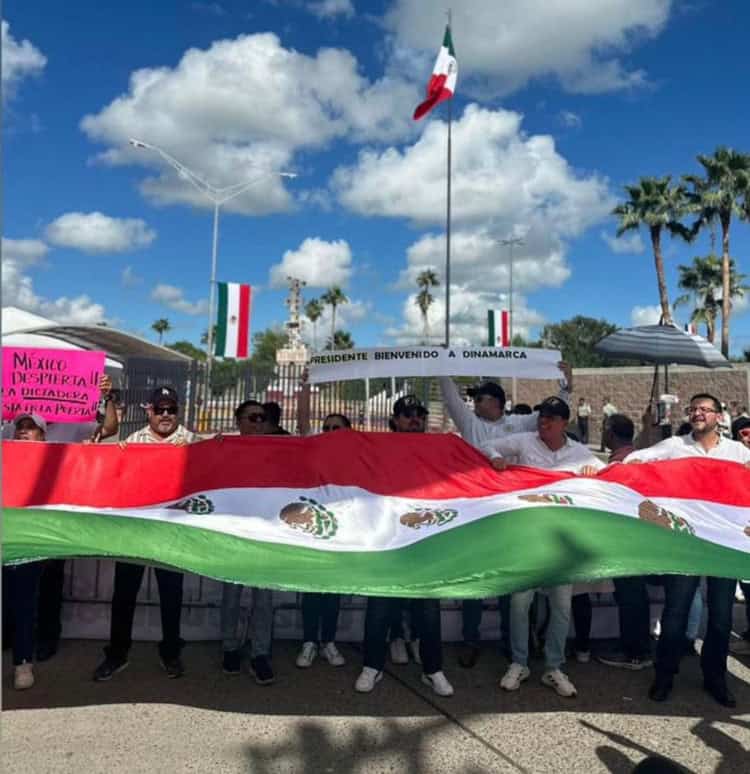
xmin=421 ymin=670 xmax=454 ymax=697
xmin=14 ymin=662 xmax=35 ymax=691
xmin=575 ymin=650 xmax=591 ymax=664
xmin=500 ymin=663 xmax=530 ymax=691
xmin=390 ymin=638 xmax=409 ymax=665
xmin=296 ymin=641 xmax=317 ymax=668
xmin=541 ymin=668 xmax=577 ymax=697
xmin=320 ymin=642 xmax=346 ymax=667
xmin=407 ymin=639 xmax=422 ymax=665
xmin=354 ymin=667 xmax=383 ymax=693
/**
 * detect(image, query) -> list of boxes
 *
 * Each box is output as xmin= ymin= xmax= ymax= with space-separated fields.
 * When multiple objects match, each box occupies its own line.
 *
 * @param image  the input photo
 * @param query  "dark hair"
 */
xmin=732 ymin=416 xmax=750 ymax=440
xmin=263 ymin=401 xmax=282 ymax=426
xmin=513 ymin=403 xmax=532 ymax=415
xmin=676 ymin=422 xmax=692 ymax=436
xmin=689 ymin=393 xmax=722 ymax=413
xmin=606 ymin=413 xmax=635 ymax=443
xmin=532 ymin=404 xmax=542 ymax=412
xmin=323 ymin=413 xmax=351 ymax=428
xmin=234 ymin=399 xmax=263 ymax=420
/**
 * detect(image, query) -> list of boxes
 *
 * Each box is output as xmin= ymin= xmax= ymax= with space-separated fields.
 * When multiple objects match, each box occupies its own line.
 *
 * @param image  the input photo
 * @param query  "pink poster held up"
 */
xmin=2 ymin=347 xmax=106 ymax=423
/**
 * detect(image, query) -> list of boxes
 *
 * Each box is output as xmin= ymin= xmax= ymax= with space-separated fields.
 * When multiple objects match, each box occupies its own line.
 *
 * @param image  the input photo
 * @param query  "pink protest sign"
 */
xmin=2 ymin=347 xmax=106 ymax=423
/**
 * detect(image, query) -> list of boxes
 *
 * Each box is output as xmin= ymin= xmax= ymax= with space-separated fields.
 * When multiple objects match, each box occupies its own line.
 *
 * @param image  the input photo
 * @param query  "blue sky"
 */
xmin=3 ymin=0 xmax=749 ymax=355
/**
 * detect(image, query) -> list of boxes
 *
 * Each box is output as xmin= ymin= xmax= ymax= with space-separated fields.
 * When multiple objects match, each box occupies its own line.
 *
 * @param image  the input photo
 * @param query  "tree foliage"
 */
xmin=540 ymin=316 xmax=622 ymax=367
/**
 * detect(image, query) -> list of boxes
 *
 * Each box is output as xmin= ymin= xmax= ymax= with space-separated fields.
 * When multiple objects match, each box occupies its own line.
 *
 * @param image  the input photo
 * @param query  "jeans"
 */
xmin=656 ymin=576 xmax=734 ymax=684
xmin=685 ymin=587 xmax=704 ymax=641
xmin=106 ymin=562 xmax=184 ymax=661
xmin=364 ymin=597 xmax=442 ymax=674
xmin=220 ymin=582 xmax=273 ymax=657
xmin=301 ymin=593 xmax=341 ymax=643
xmin=37 ymin=559 xmax=66 ymax=645
xmin=612 ymin=576 xmax=652 ymax=659
xmin=511 ymin=585 xmax=572 ymax=670
xmin=572 ymin=593 xmax=592 ymax=652
xmin=462 ymin=597 xmax=511 ymax=650
xmin=5 ymin=562 xmax=43 ymax=665
xmin=577 ymin=417 xmax=589 ymax=445
xmin=741 ymin=581 xmax=750 ymax=636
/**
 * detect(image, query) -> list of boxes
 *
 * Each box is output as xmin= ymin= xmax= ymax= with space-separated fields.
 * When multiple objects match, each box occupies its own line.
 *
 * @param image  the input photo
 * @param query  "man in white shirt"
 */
xmin=625 ymin=392 xmax=750 ymax=708
xmin=600 ymin=397 xmax=618 ymax=451
xmin=440 ymin=363 xmax=572 ymax=668
xmin=481 ymin=397 xmax=604 ymax=698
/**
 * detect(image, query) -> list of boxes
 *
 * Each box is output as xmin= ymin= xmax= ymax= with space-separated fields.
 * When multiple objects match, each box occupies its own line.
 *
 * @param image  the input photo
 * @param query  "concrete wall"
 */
xmin=494 ymin=364 xmax=750 ymax=446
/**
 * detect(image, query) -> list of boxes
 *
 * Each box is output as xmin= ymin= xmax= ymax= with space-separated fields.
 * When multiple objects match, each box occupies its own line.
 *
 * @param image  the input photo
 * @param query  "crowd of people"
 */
xmin=4 ymin=366 xmax=750 ymax=710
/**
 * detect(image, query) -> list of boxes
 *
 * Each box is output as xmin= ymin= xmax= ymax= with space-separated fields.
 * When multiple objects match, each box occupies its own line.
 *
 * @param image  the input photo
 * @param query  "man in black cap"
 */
xmin=355 ymin=395 xmax=454 ymax=698
xmin=93 ymin=386 xmax=197 ymax=682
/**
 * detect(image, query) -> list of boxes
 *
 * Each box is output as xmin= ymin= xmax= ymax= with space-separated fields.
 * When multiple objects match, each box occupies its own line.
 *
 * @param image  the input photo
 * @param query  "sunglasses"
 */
xmin=153 ymin=405 xmax=178 ymax=416
xmin=239 ymin=413 xmax=266 ymax=423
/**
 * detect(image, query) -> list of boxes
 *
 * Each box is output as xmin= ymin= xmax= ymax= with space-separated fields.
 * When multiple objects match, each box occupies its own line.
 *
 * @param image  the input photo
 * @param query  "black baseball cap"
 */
xmin=393 ymin=394 xmax=428 ymax=417
xmin=538 ymin=396 xmax=570 ymax=421
xmin=149 ymin=386 xmax=179 ymax=406
xmin=466 ymin=381 xmax=505 ymax=402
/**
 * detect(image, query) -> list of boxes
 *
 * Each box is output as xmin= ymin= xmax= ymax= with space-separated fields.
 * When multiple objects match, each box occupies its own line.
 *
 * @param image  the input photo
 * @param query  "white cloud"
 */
xmin=308 ymin=0 xmax=354 ymax=19
xmin=601 ymin=230 xmax=645 ymax=254
xmin=384 ymin=0 xmax=671 ymax=97
xmin=45 ymin=212 xmax=156 ymax=254
xmin=151 ymin=284 xmax=208 ymax=316
xmin=558 ymin=110 xmax=582 ymax=129
xmin=269 ymin=237 xmax=353 ymax=288
xmin=1 ymin=238 xmax=106 ymax=324
xmin=1 ymin=20 xmax=47 ymax=98
xmin=631 ymin=304 xmax=664 ymax=326
xmin=81 ymin=33 xmax=419 ymax=214
xmin=121 ymin=265 xmax=143 ymax=287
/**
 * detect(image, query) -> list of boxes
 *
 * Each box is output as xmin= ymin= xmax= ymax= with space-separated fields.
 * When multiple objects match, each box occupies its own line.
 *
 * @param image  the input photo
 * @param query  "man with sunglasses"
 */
xmin=93 ymin=387 xmax=196 ymax=682
xmin=219 ymin=400 xmax=277 ymax=685
xmin=355 ymin=395 xmax=454 ymax=697
xmin=439 ymin=364 xmax=573 ymax=669
xmin=625 ymin=393 xmax=750 ymax=708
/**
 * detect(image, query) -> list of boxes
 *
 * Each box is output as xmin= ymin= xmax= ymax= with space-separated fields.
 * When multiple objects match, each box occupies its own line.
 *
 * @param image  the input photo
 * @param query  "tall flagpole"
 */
xmin=444 ymin=11 xmax=453 ymax=348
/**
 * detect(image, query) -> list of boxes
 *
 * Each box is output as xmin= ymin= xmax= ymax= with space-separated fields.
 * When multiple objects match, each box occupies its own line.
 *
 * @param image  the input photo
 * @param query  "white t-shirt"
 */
xmin=480 ymin=431 xmax=606 ymax=473
xmin=577 ymin=403 xmax=591 ymax=418
xmin=602 ymin=403 xmax=617 ymax=418
xmin=440 ymin=377 xmax=570 ymax=451
xmin=624 ymin=432 xmax=750 ymax=464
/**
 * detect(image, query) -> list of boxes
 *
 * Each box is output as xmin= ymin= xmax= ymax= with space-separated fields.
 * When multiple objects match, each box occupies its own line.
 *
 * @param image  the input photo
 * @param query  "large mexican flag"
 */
xmin=3 ymin=434 xmax=749 ymax=597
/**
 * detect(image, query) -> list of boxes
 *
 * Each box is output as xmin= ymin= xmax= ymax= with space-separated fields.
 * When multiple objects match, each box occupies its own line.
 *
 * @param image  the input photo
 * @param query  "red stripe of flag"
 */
xmin=501 ymin=310 xmax=510 ymax=347
xmin=237 ymin=284 xmax=251 ymax=358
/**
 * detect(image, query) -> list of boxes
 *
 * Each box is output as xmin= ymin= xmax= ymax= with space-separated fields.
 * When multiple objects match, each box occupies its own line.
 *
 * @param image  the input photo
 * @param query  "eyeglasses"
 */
xmin=153 ymin=406 xmax=178 ymax=416
xmin=239 ymin=413 xmax=266 ymax=423
xmin=688 ymin=406 xmax=719 ymax=416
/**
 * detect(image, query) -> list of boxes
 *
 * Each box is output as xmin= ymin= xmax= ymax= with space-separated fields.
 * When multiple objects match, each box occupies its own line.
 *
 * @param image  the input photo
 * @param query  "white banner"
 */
xmin=307 ymin=346 xmax=562 ymax=384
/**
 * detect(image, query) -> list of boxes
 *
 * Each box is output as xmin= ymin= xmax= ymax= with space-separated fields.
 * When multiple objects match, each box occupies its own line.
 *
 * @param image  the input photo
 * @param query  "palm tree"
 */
xmin=328 ymin=329 xmax=355 ymax=350
xmin=612 ymin=176 xmax=691 ymax=324
xmin=305 ymin=298 xmax=324 ymax=351
xmin=151 ymin=318 xmax=171 ymax=345
xmin=321 ymin=286 xmax=349 ymax=350
xmin=415 ymin=269 xmax=440 ymax=343
xmin=684 ymin=147 xmax=750 ymax=356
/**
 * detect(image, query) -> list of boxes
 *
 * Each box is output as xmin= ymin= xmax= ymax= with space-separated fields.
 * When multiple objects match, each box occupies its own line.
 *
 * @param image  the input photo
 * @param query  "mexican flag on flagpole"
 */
xmin=3 ymin=435 xmax=750 ymax=597
xmin=413 ymin=25 xmax=458 ymax=120
xmin=488 ymin=309 xmax=510 ymax=347
xmin=214 ymin=282 xmax=251 ymax=358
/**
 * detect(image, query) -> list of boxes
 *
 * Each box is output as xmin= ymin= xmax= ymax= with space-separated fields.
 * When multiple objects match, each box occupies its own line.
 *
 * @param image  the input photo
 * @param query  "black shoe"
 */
xmin=160 ymin=655 xmax=185 ymax=679
xmin=683 ymin=638 xmax=698 ymax=657
xmin=458 ymin=643 xmax=480 ymax=669
xmin=249 ymin=655 xmax=275 ymax=685
xmin=648 ymin=677 xmax=673 ymax=702
xmin=704 ymin=680 xmax=736 ymax=708
xmin=93 ymin=655 xmax=129 ymax=682
xmin=35 ymin=639 xmax=59 ymax=663
xmin=222 ymin=649 xmax=242 ymax=675
xmin=596 ymin=651 xmax=653 ymax=671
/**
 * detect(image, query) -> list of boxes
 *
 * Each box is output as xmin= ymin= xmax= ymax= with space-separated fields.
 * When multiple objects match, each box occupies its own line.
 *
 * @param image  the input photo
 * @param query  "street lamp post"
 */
xmin=129 ymin=138 xmax=296 ymax=389
xmin=498 ymin=237 xmax=524 ymax=342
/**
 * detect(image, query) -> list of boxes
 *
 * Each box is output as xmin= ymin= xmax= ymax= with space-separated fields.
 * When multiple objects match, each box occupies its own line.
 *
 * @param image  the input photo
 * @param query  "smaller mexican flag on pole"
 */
xmin=413 ymin=25 xmax=458 ymax=120
xmin=488 ymin=309 xmax=510 ymax=347
xmin=215 ymin=282 xmax=252 ymax=358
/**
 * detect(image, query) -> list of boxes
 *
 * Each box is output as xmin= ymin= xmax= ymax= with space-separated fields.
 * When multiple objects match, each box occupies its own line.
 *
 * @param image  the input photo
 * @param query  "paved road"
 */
xmin=3 ymin=640 xmax=750 ymax=773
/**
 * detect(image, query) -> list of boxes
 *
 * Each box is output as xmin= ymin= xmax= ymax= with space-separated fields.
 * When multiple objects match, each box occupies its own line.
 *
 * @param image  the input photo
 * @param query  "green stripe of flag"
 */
xmin=488 ymin=310 xmax=495 ymax=346
xmin=4 ymin=506 xmax=750 ymax=598
xmin=443 ymin=26 xmax=455 ymax=57
xmin=214 ymin=282 xmax=228 ymax=356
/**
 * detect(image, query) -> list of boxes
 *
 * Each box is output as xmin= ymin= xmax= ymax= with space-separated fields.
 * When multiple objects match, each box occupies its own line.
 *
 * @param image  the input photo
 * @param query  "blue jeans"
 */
xmin=5 ymin=562 xmax=43 ymax=665
xmin=510 ymin=585 xmax=572 ymax=670
xmin=220 ymin=583 xmax=273 ymax=658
